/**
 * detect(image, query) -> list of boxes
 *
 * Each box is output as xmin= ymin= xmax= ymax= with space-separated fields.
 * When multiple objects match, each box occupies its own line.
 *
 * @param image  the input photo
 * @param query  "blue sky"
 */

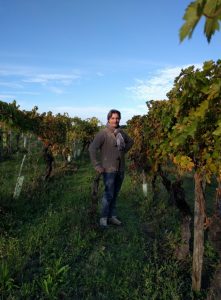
xmin=1 ymin=0 xmax=221 ymax=124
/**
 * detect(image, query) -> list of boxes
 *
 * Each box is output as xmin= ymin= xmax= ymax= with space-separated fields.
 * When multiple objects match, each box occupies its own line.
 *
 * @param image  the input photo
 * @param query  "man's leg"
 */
xmin=109 ymin=171 xmax=124 ymax=219
xmin=100 ymin=172 xmax=115 ymax=225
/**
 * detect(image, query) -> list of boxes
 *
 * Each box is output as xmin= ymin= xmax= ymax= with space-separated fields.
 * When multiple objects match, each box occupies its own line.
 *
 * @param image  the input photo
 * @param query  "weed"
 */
xmin=0 ymin=154 xmax=218 ymax=299
xmin=0 ymin=261 xmax=18 ymax=297
xmin=38 ymin=257 xmax=70 ymax=299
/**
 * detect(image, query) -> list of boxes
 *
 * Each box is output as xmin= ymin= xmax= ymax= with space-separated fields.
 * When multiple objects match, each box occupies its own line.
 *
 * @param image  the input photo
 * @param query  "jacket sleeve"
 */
xmin=88 ymin=131 xmax=105 ymax=169
xmin=122 ymin=131 xmax=134 ymax=153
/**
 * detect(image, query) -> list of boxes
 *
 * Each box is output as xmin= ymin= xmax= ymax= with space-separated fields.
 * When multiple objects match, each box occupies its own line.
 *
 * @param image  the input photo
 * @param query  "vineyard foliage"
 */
xmin=127 ymin=60 xmax=221 ymax=291
xmin=0 ymin=100 xmax=100 ymax=155
xmin=68 ymin=116 xmax=101 ymax=150
xmin=128 ymin=60 xmax=221 ymax=181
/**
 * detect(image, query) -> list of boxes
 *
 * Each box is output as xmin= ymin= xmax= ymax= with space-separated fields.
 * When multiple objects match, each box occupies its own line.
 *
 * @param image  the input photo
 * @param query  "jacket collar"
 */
xmin=106 ymin=122 xmax=120 ymax=134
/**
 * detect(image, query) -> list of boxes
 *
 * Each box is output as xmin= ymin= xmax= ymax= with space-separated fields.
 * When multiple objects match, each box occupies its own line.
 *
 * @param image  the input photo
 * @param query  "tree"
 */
xmin=180 ymin=0 xmax=221 ymax=42
xmin=167 ymin=60 xmax=221 ymax=291
xmin=68 ymin=116 xmax=100 ymax=154
xmin=127 ymin=60 xmax=221 ymax=292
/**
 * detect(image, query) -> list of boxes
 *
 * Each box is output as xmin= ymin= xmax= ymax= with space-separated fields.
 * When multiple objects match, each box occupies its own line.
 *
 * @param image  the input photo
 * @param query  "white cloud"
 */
xmin=47 ymin=86 xmax=64 ymax=94
xmin=51 ymin=105 xmax=109 ymax=122
xmin=0 ymin=81 xmax=24 ymax=89
xmin=118 ymin=106 xmax=148 ymax=124
xmin=23 ymin=73 xmax=80 ymax=85
xmin=96 ymin=72 xmax=104 ymax=77
xmin=0 ymin=65 xmax=34 ymax=76
xmin=50 ymin=105 xmax=147 ymax=125
xmin=0 ymin=65 xmax=83 ymax=96
xmin=127 ymin=64 xmax=202 ymax=101
xmin=16 ymin=91 xmax=40 ymax=96
xmin=0 ymin=91 xmax=40 ymax=96
xmin=0 ymin=65 xmax=81 ymax=90
xmin=0 ymin=94 xmax=16 ymax=101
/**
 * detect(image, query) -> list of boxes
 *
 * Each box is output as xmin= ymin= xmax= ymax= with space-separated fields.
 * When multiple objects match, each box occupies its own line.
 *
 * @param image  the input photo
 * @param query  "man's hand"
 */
xmin=95 ymin=166 xmax=104 ymax=173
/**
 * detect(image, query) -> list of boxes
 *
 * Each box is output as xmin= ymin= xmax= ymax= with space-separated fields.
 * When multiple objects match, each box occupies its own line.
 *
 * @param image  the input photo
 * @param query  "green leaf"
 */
xmin=203 ymin=0 xmax=219 ymax=16
xmin=192 ymin=99 xmax=209 ymax=118
xmin=212 ymin=151 xmax=219 ymax=158
xmin=204 ymin=17 xmax=220 ymax=42
xmin=213 ymin=120 xmax=221 ymax=135
xmin=203 ymin=60 xmax=215 ymax=72
xmin=180 ymin=0 xmax=204 ymax=42
xmin=208 ymin=80 xmax=221 ymax=99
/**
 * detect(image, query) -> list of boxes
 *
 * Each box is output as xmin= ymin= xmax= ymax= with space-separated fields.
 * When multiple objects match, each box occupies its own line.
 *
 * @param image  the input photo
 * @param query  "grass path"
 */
xmin=1 ymin=158 xmax=203 ymax=299
xmin=1 ymin=159 xmax=151 ymax=299
xmin=63 ymin=161 xmax=149 ymax=299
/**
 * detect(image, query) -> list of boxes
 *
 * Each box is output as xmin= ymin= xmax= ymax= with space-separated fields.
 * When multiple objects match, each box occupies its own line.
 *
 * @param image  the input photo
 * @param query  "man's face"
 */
xmin=108 ymin=113 xmax=120 ymax=128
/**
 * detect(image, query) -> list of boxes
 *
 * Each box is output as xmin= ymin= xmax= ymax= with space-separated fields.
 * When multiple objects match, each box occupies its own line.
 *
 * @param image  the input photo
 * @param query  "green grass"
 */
xmin=0 ymin=154 xmax=218 ymax=299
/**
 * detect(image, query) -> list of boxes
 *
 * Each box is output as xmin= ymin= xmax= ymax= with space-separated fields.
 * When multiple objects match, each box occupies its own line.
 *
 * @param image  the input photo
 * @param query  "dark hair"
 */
xmin=107 ymin=109 xmax=121 ymax=120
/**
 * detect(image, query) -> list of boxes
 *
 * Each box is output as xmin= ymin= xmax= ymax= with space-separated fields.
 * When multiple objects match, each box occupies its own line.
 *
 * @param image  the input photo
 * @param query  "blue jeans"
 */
xmin=101 ymin=171 xmax=124 ymax=218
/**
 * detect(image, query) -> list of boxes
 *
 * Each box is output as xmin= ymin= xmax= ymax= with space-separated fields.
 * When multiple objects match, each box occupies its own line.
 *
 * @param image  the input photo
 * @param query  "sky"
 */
xmin=0 ymin=0 xmax=221 ymax=124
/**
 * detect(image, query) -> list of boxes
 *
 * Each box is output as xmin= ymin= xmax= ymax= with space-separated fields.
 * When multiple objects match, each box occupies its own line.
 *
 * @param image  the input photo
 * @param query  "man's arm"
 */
xmin=88 ymin=131 xmax=105 ymax=172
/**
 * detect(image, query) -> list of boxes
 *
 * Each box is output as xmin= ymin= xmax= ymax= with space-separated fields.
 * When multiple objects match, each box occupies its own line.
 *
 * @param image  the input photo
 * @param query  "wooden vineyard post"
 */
xmin=142 ymin=169 xmax=148 ymax=197
xmin=13 ymin=154 xmax=26 ymax=199
xmin=192 ymin=172 xmax=206 ymax=291
xmin=24 ymin=135 xmax=27 ymax=149
xmin=73 ymin=140 xmax=77 ymax=159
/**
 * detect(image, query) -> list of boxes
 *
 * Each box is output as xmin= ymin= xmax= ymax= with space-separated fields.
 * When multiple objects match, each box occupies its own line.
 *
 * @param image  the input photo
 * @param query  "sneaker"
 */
xmin=108 ymin=216 xmax=122 ymax=226
xmin=99 ymin=217 xmax=108 ymax=228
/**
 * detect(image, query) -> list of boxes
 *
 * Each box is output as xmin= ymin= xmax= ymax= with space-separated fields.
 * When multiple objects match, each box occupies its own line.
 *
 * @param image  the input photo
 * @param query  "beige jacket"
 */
xmin=89 ymin=126 xmax=134 ymax=172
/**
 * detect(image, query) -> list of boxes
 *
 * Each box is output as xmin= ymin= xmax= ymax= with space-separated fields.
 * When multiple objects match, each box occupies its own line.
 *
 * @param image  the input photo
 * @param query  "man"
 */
xmin=89 ymin=109 xmax=134 ymax=227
